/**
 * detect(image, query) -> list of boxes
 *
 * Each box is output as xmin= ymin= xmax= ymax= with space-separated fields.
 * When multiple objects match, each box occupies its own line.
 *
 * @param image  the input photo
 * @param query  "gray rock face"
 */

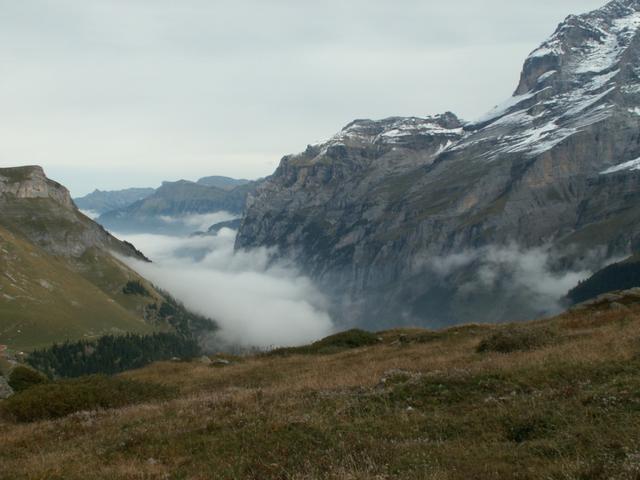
xmin=0 ymin=166 xmax=74 ymax=209
xmin=0 ymin=376 xmax=13 ymax=399
xmin=237 ymin=1 xmax=640 ymax=327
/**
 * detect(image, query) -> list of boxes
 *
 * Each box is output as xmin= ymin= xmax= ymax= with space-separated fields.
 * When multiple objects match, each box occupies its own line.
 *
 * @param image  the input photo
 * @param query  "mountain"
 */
xmin=197 ymin=175 xmax=251 ymax=190
xmin=237 ymin=0 xmax=640 ymax=328
xmin=0 ymin=166 xmax=201 ymax=350
xmin=98 ymin=180 xmax=256 ymax=234
xmin=74 ymin=188 xmax=155 ymax=216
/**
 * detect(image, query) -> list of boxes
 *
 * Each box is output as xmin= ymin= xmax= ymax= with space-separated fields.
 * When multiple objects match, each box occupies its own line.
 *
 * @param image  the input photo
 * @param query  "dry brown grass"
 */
xmin=2 ymin=302 xmax=640 ymax=479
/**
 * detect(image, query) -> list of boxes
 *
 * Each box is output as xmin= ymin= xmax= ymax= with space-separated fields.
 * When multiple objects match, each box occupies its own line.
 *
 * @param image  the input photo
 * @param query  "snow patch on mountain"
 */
xmin=601 ymin=157 xmax=640 ymax=174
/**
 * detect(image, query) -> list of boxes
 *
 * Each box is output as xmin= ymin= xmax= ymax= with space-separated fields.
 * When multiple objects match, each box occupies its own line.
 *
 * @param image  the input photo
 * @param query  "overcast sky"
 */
xmin=0 ymin=0 xmax=606 ymax=195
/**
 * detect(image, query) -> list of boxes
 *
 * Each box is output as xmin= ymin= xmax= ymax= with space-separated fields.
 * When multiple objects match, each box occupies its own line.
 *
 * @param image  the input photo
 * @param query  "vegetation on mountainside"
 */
xmin=568 ymin=255 xmax=640 ymax=304
xmin=26 ymin=333 xmax=200 ymax=379
xmin=151 ymin=292 xmax=216 ymax=338
xmin=122 ymin=280 xmax=150 ymax=297
xmin=2 ymin=294 xmax=640 ymax=479
xmin=0 ymin=225 xmax=159 ymax=350
xmin=0 ymin=224 xmax=216 ymax=350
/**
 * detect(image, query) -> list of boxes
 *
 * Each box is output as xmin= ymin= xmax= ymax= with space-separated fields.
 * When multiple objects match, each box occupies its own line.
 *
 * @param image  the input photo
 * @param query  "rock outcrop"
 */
xmin=237 ymin=0 xmax=640 ymax=327
xmin=0 ymin=166 xmax=74 ymax=209
xmin=0 ymin=376 xmax=14 ymax=399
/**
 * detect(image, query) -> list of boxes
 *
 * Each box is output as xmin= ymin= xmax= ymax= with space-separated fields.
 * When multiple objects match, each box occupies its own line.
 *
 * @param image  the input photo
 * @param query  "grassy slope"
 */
xmin=0 ymin=226 xmax=157 ymax=350
xmin=2 ymin=297 xmax=640 ymax=479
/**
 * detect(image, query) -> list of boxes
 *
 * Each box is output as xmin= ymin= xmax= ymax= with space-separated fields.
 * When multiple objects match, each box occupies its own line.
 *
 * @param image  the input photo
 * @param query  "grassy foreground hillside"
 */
xmin=2 ymin=292 xmax=640 ymax=479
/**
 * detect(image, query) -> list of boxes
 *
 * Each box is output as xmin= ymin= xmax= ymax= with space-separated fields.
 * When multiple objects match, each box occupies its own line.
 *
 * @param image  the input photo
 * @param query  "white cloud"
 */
xmin=117 ymin=229 xmax=335 ymax=349
xmin=418 ymin=244 xmax=593 ymax=316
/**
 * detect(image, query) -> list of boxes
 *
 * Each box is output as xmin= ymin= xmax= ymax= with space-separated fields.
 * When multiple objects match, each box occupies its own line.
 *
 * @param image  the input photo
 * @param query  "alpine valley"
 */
xmin=6 ymin=2 xmax=640 ymax=479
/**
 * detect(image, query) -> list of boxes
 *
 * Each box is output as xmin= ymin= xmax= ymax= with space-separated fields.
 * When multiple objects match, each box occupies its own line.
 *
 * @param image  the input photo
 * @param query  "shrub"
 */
xmin=7 ymin=366 xmax=48 ymax=392
xmin=502 ymin=412 xmax=559 ymax=443
xmin=0 ymin=375 xmax=175 ymax=423
xmin=268 ymin=329 xmax=380 ymax=356
xmin=476 ymin=327 xmax=557 ymax=354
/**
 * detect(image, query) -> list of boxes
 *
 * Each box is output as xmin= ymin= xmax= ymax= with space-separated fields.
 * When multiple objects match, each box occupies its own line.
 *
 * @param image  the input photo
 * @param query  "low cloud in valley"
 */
xmin=118 ymin=229 xmax=335 ymax=349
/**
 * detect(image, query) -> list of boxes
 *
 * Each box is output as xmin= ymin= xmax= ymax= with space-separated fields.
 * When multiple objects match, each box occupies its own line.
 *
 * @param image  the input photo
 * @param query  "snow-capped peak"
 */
xmin=461 ymin=0 xmax=640 ymax=163
xmin=313 ymin=113 xmax=465 ymax=149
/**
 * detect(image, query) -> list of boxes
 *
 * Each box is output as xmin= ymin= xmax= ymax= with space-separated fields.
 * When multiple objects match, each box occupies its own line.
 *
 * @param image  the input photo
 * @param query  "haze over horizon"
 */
xmin=1 ymin=0 xmax=605 ymax=196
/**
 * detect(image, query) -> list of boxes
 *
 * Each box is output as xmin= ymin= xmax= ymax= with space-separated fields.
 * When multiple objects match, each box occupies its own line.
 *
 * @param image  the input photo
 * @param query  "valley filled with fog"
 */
xmin=114 ymin=215 xmax=334 ymax=350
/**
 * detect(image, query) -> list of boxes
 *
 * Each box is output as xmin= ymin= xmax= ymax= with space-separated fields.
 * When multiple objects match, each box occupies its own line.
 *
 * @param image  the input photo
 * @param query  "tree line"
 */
xmin=568 ymin=259 xmax=640 ymax=304
xmin=27 ymin=332 xmax=200 ymax=378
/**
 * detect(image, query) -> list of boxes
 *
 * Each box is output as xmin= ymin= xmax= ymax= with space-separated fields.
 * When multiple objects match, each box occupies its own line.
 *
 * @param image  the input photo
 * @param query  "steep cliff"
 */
xmin=237 ymin=0 xmax=640 ymax=327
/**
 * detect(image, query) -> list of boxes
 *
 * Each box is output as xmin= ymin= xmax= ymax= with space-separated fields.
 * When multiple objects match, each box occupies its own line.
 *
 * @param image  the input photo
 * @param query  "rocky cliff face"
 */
xmin=0 ymin=166 xmax=146 ymax=260
xmin=237 ymin=0 xmax=640 ymax=327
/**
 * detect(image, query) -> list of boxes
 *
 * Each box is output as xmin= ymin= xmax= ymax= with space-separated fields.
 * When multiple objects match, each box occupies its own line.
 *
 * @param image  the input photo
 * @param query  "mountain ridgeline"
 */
xmin=236 ymin=0 xmax=640 ymax=328
xmin=95 ymin=177 xmax=255 ymax=234
xmin=74 ymin=188 xmax=155 ymax=216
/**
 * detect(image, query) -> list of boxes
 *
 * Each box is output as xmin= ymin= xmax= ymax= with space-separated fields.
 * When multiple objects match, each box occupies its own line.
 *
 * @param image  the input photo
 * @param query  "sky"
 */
xmin=0 ymin=0 xmax=606 ymax=196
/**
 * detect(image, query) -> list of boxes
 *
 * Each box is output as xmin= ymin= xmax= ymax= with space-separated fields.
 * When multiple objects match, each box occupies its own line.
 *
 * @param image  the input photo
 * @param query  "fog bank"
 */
xmin=118 ymin=229 xmax=335 ymax=349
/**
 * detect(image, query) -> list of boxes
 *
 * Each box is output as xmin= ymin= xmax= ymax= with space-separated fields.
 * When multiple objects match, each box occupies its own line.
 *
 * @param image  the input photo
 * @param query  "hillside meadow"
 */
xmin=2 ymin=293 xmax=640 ymax=479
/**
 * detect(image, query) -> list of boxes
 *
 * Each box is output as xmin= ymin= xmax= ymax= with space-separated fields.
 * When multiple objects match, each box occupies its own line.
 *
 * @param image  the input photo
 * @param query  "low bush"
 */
xmin=7 ymin=366 xmax=48 ymax=392
xmin=267 ymin=329 xmax=380 ymax=356
xmin=0 ymin=375 xmax=175 ymax=423
xmin=477 ymin=326 xmax=558 ymax=354
xmin=502 ymin=411 xmax=561 ymax=443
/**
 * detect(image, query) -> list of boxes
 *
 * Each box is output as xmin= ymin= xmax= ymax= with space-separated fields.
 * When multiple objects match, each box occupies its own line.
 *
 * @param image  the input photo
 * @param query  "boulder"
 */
xmin=0 ymin=375 xmax=14 ymax=399
xmin=198 ymin=355 xmax=212 ymax=365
